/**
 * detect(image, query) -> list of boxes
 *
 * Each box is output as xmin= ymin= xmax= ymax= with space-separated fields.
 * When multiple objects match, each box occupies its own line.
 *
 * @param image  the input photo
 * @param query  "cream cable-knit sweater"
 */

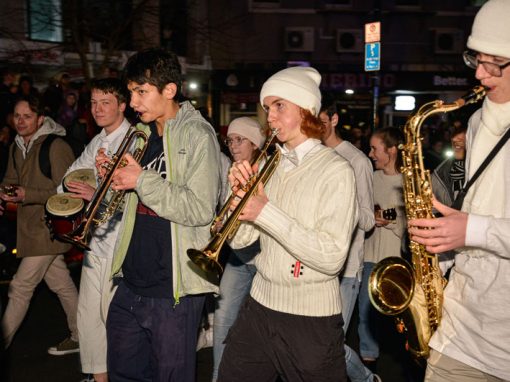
xmin=230 ymin=140 xmax=358 ymax=317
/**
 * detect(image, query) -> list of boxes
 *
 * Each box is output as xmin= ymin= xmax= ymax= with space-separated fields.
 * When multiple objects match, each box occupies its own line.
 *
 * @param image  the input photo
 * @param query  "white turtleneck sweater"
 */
xmin=229 ymin=139 xmax=359 ymax=317
xmin=429 ymin=98 xmax=510 ymax=380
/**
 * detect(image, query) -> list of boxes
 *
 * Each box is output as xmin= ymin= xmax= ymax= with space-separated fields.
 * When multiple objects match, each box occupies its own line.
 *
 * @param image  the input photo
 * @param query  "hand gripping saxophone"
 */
xmin=368 ymin=86 xmax=486 ymax=359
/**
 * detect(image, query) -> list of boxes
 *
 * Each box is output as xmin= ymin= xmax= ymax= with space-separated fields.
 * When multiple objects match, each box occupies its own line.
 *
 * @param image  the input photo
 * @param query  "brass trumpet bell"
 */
xmin=187 ymin=128 xmax=280 ymax=278
xmin=187 ymin=248 xmax=223 ymax=276
xmin=57 ymin=220 xmax=92 ymax=252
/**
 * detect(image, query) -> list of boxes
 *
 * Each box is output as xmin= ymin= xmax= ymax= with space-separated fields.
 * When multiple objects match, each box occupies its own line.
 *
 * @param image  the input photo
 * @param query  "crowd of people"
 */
xmin=0 ymin=0 xmax=509 ymax=381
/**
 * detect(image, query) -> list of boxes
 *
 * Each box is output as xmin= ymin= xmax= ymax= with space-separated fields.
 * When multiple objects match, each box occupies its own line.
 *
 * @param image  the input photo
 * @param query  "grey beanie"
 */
xmin=227 ymin=117 xmax=265 ymax=149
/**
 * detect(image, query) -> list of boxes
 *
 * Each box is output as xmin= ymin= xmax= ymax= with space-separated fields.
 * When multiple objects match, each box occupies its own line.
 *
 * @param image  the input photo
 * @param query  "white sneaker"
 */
xmin=196 ymin=327 xmax=213 ymax=351
xmin=47 ymin=336 xmax=79 ymax=355
xmin=373 ymin=374 xmax=382 ymax=382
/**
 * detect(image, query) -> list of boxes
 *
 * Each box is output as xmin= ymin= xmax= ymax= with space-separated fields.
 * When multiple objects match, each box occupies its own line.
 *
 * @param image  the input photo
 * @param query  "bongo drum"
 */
xmin=45 ymin=193 xmax=84 ymax=237
xmin=63 ymin=168 xmax=96 ymax=191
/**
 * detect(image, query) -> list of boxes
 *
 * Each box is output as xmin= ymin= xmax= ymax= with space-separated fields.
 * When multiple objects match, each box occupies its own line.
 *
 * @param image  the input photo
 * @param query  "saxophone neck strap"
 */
xmin=452 ymin=125 xmax=510 ymax=210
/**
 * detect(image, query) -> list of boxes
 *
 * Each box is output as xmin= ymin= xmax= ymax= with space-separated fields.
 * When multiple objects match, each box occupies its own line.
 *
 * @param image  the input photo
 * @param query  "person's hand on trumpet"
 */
xmin=228 ymin=160 xmax=268 ymax=222
xmin=95 ymin=148 xmax=142 ymax=191
xmin=95 ymin=148 xmax=111 ymax=179
xmin=111 ymin=154 xmax=143 ymax=191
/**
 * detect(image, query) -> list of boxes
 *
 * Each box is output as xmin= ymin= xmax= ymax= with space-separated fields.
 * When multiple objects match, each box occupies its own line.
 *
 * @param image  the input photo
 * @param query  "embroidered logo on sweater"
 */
xmin=291 ymin=261 xmax=303 ymax=278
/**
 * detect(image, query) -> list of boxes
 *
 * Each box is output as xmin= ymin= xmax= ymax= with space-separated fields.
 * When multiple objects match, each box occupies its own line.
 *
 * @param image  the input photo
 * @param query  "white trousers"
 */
xmin=426 ymin=349 xmax=510 ymax=382
xmin=77 ymin=254 xmax=117 ymax=374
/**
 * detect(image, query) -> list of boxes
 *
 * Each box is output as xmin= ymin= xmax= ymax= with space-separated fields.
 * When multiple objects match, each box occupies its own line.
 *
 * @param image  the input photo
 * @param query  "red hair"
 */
xmin=300 ymin=109 xmax=324 ymax=139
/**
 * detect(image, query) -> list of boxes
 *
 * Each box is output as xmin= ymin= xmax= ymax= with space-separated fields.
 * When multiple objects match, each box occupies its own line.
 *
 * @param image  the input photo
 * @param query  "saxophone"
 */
xmin=368 ymin=86 xmax=486 ymax=359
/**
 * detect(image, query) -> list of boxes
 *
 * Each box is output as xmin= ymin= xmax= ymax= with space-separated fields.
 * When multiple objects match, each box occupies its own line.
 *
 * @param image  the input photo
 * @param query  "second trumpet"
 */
xmin=187 ymin=128 xmax=280 ymax=277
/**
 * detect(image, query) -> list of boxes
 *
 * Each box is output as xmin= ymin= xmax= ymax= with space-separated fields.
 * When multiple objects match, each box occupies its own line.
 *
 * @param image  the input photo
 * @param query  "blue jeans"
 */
xmin=106 ymin=281 xmax=205 ymax=382
xmin=358 ymin=261 xmax=379 ymax=360
xmin=341 ymin=276 xmax=374 ymax=382
xmin=212 ymin=245 xmax=258 ymax=381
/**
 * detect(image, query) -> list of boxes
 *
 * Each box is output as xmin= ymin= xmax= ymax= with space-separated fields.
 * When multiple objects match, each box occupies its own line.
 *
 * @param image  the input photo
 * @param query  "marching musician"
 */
xmin=218 ymin=66 xmax=358 ymax=382
xmin=58 ymin=78 xmax=131 ymax=382
xmin=0 ymin=95 xmax=78 ymax=354
xmin=409 ymin=1 xmax=510 ymax=380
xmin=98 ymin=48 xmax=220 ymax=382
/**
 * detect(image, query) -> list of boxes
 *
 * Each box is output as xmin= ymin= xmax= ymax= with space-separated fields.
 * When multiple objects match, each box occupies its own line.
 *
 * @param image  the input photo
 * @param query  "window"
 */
xmin=28 ymin=0 xmax=63 ymax=42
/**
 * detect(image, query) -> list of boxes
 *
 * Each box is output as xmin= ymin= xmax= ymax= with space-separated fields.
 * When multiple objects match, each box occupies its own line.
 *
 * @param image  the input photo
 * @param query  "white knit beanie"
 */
xmin=467 ymin=0 xmax=510 ymax=59
xmin=227 ymin=117 xmax=265 ymax=149
xmin=259 ymin=67 xmax=322 ymax=116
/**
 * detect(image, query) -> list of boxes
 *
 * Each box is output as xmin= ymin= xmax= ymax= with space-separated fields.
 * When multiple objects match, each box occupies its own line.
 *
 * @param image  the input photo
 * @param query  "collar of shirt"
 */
xmin=277 ymin=138 xmax=322 ymax=171
xmin=97 ymin=119 xmax=130 ymax=155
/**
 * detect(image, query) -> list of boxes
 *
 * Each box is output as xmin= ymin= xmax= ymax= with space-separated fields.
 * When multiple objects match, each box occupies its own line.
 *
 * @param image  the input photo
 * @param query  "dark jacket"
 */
xmin=432 ymin=157 xmax=455 ymax=207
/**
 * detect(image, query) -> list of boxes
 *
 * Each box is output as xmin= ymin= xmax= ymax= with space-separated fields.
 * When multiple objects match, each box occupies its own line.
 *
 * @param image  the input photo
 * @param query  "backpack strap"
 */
xmin=452 ymin=126 xmax=510 ymax=210
xmin=39 ymin=134 xmax=59 ymax=180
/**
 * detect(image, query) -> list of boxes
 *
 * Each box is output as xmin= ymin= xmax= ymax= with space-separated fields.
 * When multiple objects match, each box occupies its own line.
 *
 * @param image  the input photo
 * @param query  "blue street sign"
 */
xmin=365 ymin=42 xmax=381 ymax=71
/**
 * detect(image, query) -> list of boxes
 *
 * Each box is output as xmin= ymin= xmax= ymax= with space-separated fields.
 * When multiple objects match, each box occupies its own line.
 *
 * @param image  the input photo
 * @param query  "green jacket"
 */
xmin=111 ymin=101 xmax=221 ymax=300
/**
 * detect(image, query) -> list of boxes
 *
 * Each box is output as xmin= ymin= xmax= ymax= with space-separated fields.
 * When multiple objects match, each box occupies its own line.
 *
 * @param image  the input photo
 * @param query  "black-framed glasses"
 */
xmin=225 ymin=137 xmax=248 ymax=146
xmin=463 ymin=50 xmax=510 ymax=77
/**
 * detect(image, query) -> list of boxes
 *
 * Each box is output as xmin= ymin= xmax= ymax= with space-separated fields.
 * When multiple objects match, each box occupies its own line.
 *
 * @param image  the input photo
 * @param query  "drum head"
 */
xmin=64 ymin=168 xmax=96 ymax=189
xmin=46 ymin=193 xmax=84 ymax=217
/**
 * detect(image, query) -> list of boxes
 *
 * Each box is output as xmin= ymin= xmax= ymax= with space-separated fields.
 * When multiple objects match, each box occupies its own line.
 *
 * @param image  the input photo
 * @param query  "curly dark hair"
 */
xmin=123 ymin=48 xmax=182 ymax=98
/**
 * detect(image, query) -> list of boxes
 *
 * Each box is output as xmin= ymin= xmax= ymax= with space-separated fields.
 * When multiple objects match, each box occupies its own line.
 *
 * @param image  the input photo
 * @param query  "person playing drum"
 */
xmin=0 ymin=95 xmax=78 ymax=354
xmin=56 ymin=77 xmax=132 ymax=382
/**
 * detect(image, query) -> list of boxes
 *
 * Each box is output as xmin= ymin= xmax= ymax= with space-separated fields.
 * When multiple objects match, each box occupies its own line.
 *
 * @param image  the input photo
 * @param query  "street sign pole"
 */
xmin=365 ymin=22 xmax=381 ymax=131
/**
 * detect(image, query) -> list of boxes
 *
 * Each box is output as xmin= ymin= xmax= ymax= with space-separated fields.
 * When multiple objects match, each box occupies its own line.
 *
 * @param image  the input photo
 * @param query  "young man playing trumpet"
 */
xmin=58 ymin=77 xmax=131 ymax=382
xmin=219 ymin=66 xmax=358 ymax=382
xmin=99 ymin=48 xmax=220 ymax=382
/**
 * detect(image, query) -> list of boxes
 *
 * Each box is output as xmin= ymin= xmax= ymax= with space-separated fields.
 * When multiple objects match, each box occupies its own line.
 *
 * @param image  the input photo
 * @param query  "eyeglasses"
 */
xmin=225 ymin=137 xmax=248 ymax=146
xmin=463 ymin=50 xmax=510 ymax=77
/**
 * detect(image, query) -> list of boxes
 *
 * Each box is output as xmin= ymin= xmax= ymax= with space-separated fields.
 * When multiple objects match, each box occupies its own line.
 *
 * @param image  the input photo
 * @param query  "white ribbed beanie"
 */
xmin=467 ymin=0 xmax=510 ymax=59
xmin=260 ymin=67 xmax=322 ymax=116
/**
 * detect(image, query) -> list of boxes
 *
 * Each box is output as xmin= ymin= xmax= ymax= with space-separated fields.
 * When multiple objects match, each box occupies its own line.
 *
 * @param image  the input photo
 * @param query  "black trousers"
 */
xmin=218 ymin=295 xmax=347 ymax=382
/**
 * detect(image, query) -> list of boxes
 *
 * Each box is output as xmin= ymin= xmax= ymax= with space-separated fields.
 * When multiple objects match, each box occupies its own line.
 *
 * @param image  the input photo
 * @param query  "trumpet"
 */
xmin=187 ymin=128 xmax=280 ymax=277
xmin=210 ymin=128 xmax=279 ymax=236
xmin=58 ymin=127 xmax=148 ymax=251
